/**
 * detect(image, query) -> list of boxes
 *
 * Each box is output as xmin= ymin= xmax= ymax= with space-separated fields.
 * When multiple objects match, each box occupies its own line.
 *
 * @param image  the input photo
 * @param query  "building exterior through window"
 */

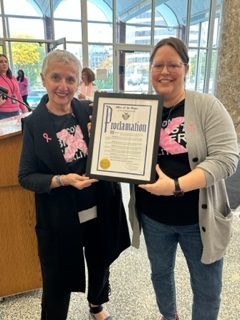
xmin=0 ymin=0 xmax=223 ymax=108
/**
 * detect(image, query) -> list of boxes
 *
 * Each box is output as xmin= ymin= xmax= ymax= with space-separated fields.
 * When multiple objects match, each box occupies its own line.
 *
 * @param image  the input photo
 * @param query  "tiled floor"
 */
xmin=0 ymin=184 xmax=240 ymax=320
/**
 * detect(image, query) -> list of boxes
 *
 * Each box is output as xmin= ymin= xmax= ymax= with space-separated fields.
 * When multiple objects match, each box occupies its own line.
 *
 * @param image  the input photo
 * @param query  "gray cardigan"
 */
xmin=129 ymin=90 xmax=239 ymax=264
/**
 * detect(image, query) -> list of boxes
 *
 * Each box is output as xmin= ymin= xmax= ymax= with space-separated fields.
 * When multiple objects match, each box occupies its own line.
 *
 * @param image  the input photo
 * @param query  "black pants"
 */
xmin=40 ymin=219 xmax=110 ymax=320
xmin=22 ymin=95 xmax=29 ymax=106
xmin=41 ymin=266 xmax=110 ymax=320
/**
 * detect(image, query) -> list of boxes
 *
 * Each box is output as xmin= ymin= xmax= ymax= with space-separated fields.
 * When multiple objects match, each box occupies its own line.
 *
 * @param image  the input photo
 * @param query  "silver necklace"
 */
xmin=164 ymin=104 xmax=177 ymax=124
xmin=165 ymin=97 xmax=185 ymax=123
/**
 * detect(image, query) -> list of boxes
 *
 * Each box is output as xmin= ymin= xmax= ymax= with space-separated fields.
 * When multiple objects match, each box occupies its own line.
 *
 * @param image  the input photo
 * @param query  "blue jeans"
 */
xmin=141 ymin=214 xmax=223 ymax=320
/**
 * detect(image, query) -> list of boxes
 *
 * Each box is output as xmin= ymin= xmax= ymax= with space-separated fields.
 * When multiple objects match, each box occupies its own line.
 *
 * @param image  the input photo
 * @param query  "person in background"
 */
xmin=76 ymin=67 xmax=98 ymax=101
xmin=0 ymin=54 xmax=28 ymax=119
xmin=17 ymin=69 xmax=29 ymax=107
xmin=129 ymin=37 xmax=239 ymax=320
xmin=18 ymin=50 xmax=130 ymax=320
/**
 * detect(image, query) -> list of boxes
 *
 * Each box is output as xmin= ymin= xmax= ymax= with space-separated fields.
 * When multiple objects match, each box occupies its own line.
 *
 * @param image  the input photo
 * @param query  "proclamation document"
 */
xmin=86 ymin=92 xmax=163 ymax=183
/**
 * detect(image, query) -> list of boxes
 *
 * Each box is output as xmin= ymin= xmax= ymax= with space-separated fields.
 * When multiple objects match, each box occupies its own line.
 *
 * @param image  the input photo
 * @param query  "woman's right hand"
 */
xmin=60 ymin=173 xmax=98 ymax=190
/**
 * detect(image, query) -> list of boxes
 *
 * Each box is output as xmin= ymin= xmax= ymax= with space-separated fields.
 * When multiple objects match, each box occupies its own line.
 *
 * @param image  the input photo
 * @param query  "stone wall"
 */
xmin=215 ymin=0 xmax=240 ymax=139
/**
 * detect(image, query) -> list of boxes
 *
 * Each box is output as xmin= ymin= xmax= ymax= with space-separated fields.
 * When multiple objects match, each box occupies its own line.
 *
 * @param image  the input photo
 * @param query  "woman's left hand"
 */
xmin=138 ymin=164 xmax=174 ymax=196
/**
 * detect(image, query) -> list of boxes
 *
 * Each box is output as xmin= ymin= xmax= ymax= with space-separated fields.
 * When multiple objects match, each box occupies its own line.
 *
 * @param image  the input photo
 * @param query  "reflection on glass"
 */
xmin=125 ymin=25 xmax=151 ymax=45
xmin=122 ymin=51 xmax=150 ymax=94
xmin=89 ymin=45 xmax=113 ymax=92
xmin=117 ymin=1 xmax=152 ymax=44
xmin=200 ymin=21 xmax=209 ymax=47
xmin=189 ymin=24 xmax=200 ymax=47
xmin=154 ymin=26 xmax=178 ymax=45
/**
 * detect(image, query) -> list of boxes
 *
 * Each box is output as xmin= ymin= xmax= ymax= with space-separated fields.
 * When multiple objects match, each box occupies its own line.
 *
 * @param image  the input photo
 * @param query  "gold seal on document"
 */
xmin=100 ymin=158 xmax=111 ymax=169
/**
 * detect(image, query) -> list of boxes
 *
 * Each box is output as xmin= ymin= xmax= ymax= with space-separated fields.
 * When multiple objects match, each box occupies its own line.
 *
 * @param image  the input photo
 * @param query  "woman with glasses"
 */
xmin=129 ymin=37 xmax=239 ymax=320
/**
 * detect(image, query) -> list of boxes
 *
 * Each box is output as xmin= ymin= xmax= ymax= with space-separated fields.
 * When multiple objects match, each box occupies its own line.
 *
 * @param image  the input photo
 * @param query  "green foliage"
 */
xmin=11 ymin=39 xmax=46 ymax=90
xmin=12 ymin=42 xmax=40 ymax=65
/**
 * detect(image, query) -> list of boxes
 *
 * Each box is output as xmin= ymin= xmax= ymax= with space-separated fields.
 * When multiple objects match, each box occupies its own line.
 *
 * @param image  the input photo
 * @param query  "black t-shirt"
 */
xmin=135 ymin=99 xmax=199 ymax=225
xmin=50 ymin=111 xmax=97 ymax=212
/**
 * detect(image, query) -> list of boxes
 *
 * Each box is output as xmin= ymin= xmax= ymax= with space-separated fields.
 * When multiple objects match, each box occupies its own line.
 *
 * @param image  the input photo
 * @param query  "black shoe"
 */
xmin=89 ymin=304 xmax=112 ymax=320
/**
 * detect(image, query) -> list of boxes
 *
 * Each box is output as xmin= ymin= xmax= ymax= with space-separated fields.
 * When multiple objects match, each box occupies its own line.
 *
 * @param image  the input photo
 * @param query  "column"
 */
xmin=215 ymin=0 xmax=240 ymax=138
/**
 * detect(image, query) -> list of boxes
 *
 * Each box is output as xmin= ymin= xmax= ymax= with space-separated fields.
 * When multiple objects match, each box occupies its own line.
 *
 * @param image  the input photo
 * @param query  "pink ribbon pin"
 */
xmin=43 ymin=133 xmax=52 ymax=143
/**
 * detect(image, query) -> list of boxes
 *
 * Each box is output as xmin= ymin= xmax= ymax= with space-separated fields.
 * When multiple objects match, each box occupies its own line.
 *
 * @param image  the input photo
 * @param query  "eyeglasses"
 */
xmin=151 ymin=62 xmax=187 ymax=73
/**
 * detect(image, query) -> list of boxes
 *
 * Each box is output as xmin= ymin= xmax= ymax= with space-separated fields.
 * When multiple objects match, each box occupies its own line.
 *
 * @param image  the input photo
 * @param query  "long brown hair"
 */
xmin=82 ymin=67 xmax=95 ymax=83
xmin=17 ymin=69 xmax=25 ymax=82
xmin=0 ymin=54 xmax=13 ymax=78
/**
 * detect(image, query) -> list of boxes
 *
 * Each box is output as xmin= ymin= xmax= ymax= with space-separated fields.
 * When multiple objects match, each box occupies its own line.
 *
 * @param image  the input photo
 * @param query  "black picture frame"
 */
xmin=86 ymin=92 xmax=163 ymax=184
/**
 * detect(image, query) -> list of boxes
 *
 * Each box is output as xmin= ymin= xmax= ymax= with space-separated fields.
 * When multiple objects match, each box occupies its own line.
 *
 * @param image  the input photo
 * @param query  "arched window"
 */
xmin=0 ymin=0 xmax=223 ymax=105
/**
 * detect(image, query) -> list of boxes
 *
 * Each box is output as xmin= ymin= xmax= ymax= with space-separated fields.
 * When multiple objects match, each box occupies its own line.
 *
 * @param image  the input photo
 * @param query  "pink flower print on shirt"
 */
xmin=57 ymin=128 xmax=69 ymax=141
xmin=57 ymin=125 xmax=88 ymax=162
xmin=160 ymin=116 xmax=187 ymax=155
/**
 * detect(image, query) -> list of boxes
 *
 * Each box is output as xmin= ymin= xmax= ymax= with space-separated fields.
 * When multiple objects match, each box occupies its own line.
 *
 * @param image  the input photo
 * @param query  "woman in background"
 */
xmin=17 ymin=69 xmax=30 ymax=107
xmin=0 ymin=54 xmax=28 ymax=119
xmin=77 ymin=67 xmax=98 ymax=101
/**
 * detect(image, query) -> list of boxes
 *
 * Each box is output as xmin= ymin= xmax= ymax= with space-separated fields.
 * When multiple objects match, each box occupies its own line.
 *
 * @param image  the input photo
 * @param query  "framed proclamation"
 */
xmin=86 ymin=92 xmax=163 ymax=184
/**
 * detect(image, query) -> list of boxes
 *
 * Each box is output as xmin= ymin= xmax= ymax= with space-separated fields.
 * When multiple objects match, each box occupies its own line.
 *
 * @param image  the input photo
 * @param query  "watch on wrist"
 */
xmin=173 ymin=178 xmax=184 ymax=197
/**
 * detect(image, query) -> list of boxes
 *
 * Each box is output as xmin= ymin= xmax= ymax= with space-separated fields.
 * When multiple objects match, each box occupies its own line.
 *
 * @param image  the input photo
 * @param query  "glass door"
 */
xmin=115 ymin=45 xmax=152 ymax=94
